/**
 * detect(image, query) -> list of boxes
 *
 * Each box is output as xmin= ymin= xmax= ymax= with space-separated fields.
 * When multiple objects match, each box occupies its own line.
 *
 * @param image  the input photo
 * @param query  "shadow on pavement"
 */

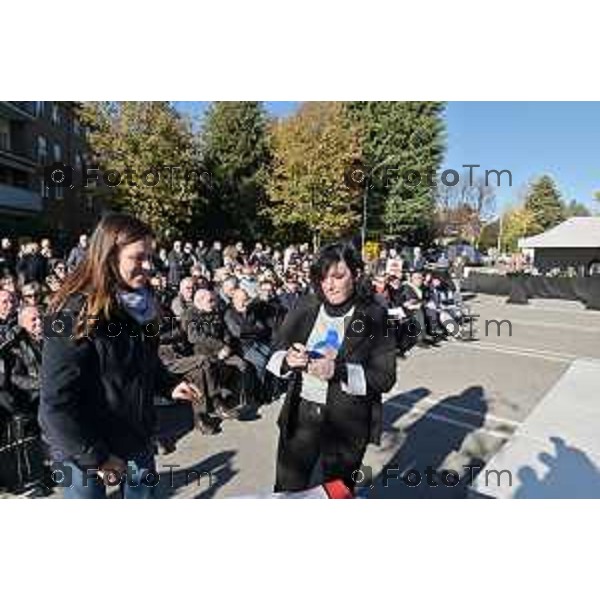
xmin=368 ymin=385 xmax=488 ymax=498
xmin=156 ymin=450 xmax=238 ymax=499
xmin=514 ymin=436 xmax=600 ymax=498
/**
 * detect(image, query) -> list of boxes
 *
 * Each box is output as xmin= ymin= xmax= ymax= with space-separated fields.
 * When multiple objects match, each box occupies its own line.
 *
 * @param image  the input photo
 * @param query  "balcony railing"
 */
xmin=0 ymin=102 xmax=35 ymax=121
xmin=0 ymin=147 xmax=37 ymax=172
xmin=0 ymin=182 xmax=42 ymax=212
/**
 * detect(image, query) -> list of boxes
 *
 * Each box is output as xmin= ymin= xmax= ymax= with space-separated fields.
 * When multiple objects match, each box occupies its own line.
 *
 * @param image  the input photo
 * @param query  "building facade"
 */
xmin=0 ymin=101 xmax=107 ymax=246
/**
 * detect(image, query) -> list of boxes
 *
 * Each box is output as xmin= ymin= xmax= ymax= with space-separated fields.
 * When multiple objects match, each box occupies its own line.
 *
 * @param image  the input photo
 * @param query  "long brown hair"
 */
xmin=50 ymin=213 xmax=154 ymax=333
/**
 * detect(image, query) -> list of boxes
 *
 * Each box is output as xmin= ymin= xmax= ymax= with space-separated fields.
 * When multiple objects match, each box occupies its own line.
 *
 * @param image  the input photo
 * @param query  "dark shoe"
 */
xmin=157 ymin=439 xmax=177 ymax=455
xmin=196 ymin=414 xmax=222 ymax=435
xmin=215 ymin=404 xmax=240 ymax=420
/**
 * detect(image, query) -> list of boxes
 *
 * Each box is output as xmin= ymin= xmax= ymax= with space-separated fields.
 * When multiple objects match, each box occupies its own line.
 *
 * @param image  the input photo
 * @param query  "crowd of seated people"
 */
xmin=0 ymin=232 xmax=468 ymax=493
xmin=370 ymin=261 xmax=467 ymax=357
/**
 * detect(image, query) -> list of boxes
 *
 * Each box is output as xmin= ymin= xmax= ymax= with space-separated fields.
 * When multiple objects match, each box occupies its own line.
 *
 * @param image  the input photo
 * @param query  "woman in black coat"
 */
xmin=266 ymin=243 xmax=397 ymax=493
xmin=39 ymin=214 xmax=200 ymax=499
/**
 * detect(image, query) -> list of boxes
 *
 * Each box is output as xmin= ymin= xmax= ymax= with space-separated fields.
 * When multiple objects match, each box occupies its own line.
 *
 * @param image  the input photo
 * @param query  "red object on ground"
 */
xmin=323 ymin=479 xmax=354 ymax=499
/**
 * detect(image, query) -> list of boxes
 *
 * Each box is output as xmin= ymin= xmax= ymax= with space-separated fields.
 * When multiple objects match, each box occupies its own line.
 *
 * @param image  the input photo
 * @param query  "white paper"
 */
xmin=300 ymin=372 xmax=329 ymax=405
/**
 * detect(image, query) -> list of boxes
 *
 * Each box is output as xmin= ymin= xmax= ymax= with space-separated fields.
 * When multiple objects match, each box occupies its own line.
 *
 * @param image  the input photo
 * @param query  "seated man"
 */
xmin=400 ymin=271 xmax=433 ymax=347
xmin=182 ymin=289 xmax=249 ymax=421
xmin=217 ymin=276 xmax=239 ymax=314
xmin=224 ymin=289 xmax=272 ymax=386
xmin=254 ymin=279 xmax=287 ymax=335
xmin=278 ymin=276 xmax=301 ymax=314
xmin=0 ymin=289 xmax=17 ymax=343
xmin=5 ymin=306 xmax=44 ymax=413
xmin=170 ymin=277 xmax=195 ymax=321
xmin=0 ymin=305 xmax=47 ymax=492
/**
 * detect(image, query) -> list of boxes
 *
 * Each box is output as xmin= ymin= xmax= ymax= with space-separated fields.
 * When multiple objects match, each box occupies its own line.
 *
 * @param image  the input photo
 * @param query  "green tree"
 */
xmin=79 ymin=102 xmax=200 ymax=240
xmin=344 ymin=101 xmax=445 ymax=246
xmin=265 ymin=102 xmax=362 ymax=250
xmin=523 ymin=175 xmax=565 ymax=235
xmin=199 ymin=102 xmax=271 ymax=240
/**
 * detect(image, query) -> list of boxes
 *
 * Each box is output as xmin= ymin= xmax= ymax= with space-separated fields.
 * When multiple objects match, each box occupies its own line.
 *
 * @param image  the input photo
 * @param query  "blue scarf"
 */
xmin=117 ymin=287 xmax=157 ymax=324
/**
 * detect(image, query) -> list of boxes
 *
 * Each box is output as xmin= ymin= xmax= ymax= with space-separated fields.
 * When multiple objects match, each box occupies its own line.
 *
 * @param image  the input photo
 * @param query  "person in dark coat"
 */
xmin=0 ymin=238 xmax=16 ymax=276
xmin=181 ymin=289 xmax=248 ymax=420
xmin=39 ymin=213 xmax=200 ymax=499
xmin=16 ymin=242 xmax=48 ymax=285
xmin=1 ymin=305 xmax=44 ymax=416
xmin=400 ymin=271 xmax=435 ymax=346
xmin=278 ymin=276 xmax=301 ymax=314
xmin=225 ymin=289 xmax=272 ymax=384
xmin=167 ymin=240 xmax=185 ymax=289
xmin=266 ymin=243 xmax=397 ymax=494
xmin=204 ymin=241 xmax=224 ymax=274
xmin=254 ymin=279 xmax=287 ymax=335
xmin=0 ymin=290 xmax=17 ymax=344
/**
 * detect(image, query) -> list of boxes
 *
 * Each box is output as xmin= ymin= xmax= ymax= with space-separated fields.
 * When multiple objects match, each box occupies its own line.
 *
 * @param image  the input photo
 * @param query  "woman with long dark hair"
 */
xmin=266 ymin=243 xmax=397 ymax=493
xmin=39 ymin=213 xmax=199 ymax=499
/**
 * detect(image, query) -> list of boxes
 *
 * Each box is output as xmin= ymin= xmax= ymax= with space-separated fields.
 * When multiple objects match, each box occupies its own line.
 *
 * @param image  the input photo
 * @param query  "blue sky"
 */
xmin=175 ymin=101 xmax=600 ymax=214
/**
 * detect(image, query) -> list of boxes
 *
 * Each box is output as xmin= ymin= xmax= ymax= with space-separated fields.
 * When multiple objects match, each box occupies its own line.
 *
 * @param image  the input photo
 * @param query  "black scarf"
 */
xmin=323 ymin=292 xmax=356 ymax=318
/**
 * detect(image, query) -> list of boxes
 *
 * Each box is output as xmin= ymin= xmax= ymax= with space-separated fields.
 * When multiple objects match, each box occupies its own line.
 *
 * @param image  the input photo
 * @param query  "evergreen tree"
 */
xmin=199 ymin=102 xmax=271 ymax=240
xmin=523 ymin=175 xmax=565 ymax=235
xmin=344 ymin=101 xmax=446 ymax=246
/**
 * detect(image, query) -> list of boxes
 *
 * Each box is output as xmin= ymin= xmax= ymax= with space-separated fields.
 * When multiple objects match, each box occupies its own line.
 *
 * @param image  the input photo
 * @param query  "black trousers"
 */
xmin=274 ymin=398 xmax=370 ymax=493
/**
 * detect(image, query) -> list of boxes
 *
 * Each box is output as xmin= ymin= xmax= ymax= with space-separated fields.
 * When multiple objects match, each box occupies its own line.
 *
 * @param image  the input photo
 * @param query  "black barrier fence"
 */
xmin=462 ymin=273 xmax=600 ymax=310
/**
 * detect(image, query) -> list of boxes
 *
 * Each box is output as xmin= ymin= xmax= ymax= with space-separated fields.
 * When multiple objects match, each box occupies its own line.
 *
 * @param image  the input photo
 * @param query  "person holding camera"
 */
xmin=266 ymin=243 xmax=397 ymax=494
xmin=39 ymin=213 xmax=200 ymax=499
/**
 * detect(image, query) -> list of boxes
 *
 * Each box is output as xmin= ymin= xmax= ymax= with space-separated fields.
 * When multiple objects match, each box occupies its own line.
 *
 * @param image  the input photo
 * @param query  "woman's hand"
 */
xmin=171 ymin=381 xmax=202 ymax=403
xmin=285 ymin=343 xmax=309 ymax=370
xmin=307 ymin=349 xmax=337 ymax=381
xmin=218 ymin=346 xmax=231 ymax=360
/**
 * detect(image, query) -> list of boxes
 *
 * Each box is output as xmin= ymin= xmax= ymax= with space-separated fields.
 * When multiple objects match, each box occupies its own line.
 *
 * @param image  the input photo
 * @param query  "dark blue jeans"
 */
xmin=62 ymin=452 xmax=157 ymax=499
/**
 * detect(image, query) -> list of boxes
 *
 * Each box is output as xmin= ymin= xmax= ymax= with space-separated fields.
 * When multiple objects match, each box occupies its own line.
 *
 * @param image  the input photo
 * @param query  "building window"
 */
xmin=35 ymin=101 xmax=45 ymax=117
xmin=54 ymin=185 xmax=64 ymax=200
xmin=53 ymin=142 xmax=62 ymax=162
xmin=52 ymin=103 xmax=60 ymax=125
xmin=37 ymin=135 xmax=48 ymax=164
xmin=40 ymin=177 xmax=47 ymax=198
xmin=0 ymin=119 xmax=10 ymax=151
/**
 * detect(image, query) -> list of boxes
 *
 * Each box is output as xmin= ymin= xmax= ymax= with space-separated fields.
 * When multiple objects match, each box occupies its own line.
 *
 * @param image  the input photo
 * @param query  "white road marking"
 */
xmin=385 ymin=394 xmax=522 ymax=427
xmin=384 ymin=398 xmax=516 ymax=440
xmin=454 ymin=341 xmax=580 ymax=362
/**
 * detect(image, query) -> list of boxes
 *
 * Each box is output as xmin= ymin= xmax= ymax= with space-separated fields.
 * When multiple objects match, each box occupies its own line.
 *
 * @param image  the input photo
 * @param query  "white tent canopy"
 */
xmin=519 ymin=217 xmax=600 ymax=249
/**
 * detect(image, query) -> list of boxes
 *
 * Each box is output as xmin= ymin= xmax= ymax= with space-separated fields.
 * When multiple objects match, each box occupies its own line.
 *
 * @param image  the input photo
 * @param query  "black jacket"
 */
xmin=8 ymin=332 xmax=43 ymax=397
xmin=267 ymin=293 xmax=396 ymax=445
xmin=204 ymin=248 xmax=223 ymax=273
xmin=224 ymin=304 xmax=271 ymax=355
xmin=16 ymin=253 xmax=48 ymax=284
xmin=181 ymin=306 xmax=231 ymax=358
xmin=39 ymin=294 xmax=180 ymax=470
xmin=253 ymin=298 xmax=287 ymax=336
